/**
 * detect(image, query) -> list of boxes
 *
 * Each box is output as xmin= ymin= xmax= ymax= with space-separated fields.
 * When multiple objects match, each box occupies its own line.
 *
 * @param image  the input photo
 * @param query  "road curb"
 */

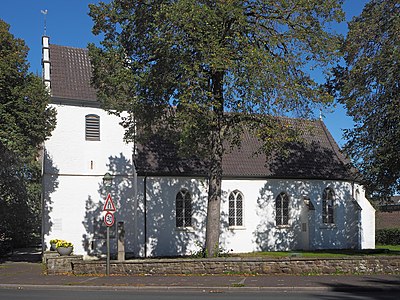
xmin=0 ymin=284 xmax=368 ymax=292
xmin=0 ymin=283 xmax=333 ymax=291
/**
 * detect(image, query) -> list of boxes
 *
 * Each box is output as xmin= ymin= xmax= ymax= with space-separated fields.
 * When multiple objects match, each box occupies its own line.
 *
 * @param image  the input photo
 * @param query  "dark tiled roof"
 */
xmin=135 ymin=134 xmax=209 ymax=177
xmin=222 ymin=119 xmax=352 ymax=180
xmin=48 ymin=43 xmax=354 ymax=181
xmin=49 ymin=44 xmax=97 ymax=103
xmin=136 ymin=119 xmax=356 ymax=181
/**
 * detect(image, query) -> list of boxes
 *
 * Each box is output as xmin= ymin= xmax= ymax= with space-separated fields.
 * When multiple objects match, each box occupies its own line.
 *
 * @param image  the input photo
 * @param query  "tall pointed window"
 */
xmin=322 ymin=187 xmax=335 ymax=224
xmin=85 ymin=114 xmax=100 ymax=141
xmin=228 ymin=190 xmax=244 ymax=227
xmin=176 ymin=189 xmax=192 ymax=228
xmin=276 ymin=192 xmax=289 ymax=226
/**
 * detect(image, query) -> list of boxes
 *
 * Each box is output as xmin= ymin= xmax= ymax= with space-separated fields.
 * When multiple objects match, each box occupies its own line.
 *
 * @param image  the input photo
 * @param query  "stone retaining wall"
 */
xmin=63 ymin=256 xmax=400 ymax=276
xmin=45 ymin=253 xmax=83 ymax=275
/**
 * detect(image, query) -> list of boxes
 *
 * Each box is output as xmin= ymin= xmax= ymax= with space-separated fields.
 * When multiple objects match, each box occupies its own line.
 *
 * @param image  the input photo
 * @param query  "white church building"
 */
xmin=41 ymin=36 xmax=375 ymax=259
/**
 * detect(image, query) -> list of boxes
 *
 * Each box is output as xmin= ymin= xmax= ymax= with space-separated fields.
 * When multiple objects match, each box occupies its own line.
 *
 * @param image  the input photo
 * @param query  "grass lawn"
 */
xmin=234 ymin=251 xmax=348 ymax=258
xmin=376 ymin=244 xmax=400 ymax=251
xmin=231 ymin=245 xmax=400 ymax=258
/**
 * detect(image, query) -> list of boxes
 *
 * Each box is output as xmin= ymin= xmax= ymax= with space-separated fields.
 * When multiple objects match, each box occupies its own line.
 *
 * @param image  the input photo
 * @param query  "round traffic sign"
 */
xmin=104 ymin=211 xmax=115 ymax=227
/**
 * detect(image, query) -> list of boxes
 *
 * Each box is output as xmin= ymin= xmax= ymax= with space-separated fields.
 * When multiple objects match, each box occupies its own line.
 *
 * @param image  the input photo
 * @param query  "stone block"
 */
xmin=46 ymin=255 xmax=400 ymax=276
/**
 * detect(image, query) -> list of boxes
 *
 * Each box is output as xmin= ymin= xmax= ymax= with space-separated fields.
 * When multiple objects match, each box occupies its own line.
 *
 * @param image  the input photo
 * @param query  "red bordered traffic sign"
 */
xmin=104 ymin=211 xmax=115 ymax=227
xmin=103 ymin=193 xmax=116 ymax=212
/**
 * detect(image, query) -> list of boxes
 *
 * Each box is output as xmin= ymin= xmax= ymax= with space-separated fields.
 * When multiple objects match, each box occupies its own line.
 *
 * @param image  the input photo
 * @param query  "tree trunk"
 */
xmin=205 ymin=134 xmax=223 ymax=257
xmin=205 ymin=70 xmax=224 ymax=257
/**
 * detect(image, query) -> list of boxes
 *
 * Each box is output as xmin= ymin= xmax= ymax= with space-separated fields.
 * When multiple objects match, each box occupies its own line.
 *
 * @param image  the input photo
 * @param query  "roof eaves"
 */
xmin=50 ymin=96 xmax=101 ymax=108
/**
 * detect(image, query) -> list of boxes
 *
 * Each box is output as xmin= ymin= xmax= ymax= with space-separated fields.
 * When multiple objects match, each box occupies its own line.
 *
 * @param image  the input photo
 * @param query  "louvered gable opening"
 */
xmin=85 ymin=114 xmax=100 ymax=141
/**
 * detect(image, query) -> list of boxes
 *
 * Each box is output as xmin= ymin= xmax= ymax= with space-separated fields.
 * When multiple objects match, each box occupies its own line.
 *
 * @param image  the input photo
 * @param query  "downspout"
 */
xmin=352 ymin=180 xmax=362 ymax=249
xmin=143 ymin=175 xmax=147 ymax=258
xmin=132 ymin=116 xmax=138 ymax=257
xmin=351 ymin=181 xmax=357 ymax=248
xmin=132 ymin=158 xmax=138 ymax=257
xmin=40 ymin=147 xmax=46 ymax=255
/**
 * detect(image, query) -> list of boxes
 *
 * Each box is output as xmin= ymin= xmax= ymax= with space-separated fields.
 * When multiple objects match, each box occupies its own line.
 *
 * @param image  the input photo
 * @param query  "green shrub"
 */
xmin=376 ymin=228 xmax=400 ymax=245
xmin=190 ymin=241 xmax=231 ymax=258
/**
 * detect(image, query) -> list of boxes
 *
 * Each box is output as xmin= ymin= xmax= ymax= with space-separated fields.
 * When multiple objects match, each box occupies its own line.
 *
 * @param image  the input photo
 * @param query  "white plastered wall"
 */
xmin=354 ymin=183 xmax=375 ymax=249
xmin=220 ymin=179 xmax=364 ymax=253
xmin=132 ymin=177 xmax=375 ymax=257
xmin=42 ymin=103 xmax=375 ymax=256
xmin=134 ymin=177 xmax=209 ymax=257
xmin=43 ymin=104 xmax=134 ymax=258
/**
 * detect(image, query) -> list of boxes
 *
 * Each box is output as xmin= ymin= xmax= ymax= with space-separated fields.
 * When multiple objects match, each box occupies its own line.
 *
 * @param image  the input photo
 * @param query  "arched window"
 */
xmin=176 ymin=189 xmax=192 ymax=228
xmin=322 ymin=187 xmax=335 ymax=224
xmin=276 ymin=192 xmax=289 ymax=226
xmin=85 ymin=114 xmax=100 ymax=141
xmin=228 ymin=190 xmax=243 ymax=227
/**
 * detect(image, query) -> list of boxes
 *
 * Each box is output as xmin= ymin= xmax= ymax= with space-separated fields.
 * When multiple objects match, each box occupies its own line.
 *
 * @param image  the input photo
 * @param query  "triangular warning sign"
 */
xmin=103 ymin=193 xmax=116 ymax=212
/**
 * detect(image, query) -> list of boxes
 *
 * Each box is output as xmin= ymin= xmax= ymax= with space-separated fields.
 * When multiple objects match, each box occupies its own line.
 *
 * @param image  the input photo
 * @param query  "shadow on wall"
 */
xmin=252 ymin=179 xmax=360 ymax=252
xmin=144 ymin=177 xmax=208 ymax=257
xmin=132 ymin=130 xmax=222 ymax=257
xmin=309 ymin=181 xmax=360 ymax=250
xmin=82 ymin=153 xmax=134 ymax=257
xmin=42 ymin=150 xmax=60 ymax=248
xmin=218 ymin=189 xmax=238 ymax=252
xmin=80 ymin=151 xmax=212 ymax=258
xmin=252 ymin=139 xmax=360 ymax=251
xmin=253 ymin=181 xmax=301 ymax=251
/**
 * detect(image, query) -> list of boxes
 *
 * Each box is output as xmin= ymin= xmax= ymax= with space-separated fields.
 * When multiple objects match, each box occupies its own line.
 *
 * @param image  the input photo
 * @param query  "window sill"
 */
xmin=175 ymin=227 xmax=195 ymax=233
xmin=276 ymin=225 xmax=291 ymax=229
xmin=229 ymin=226 xmax=246 ymax=231
xmin=320 ymin=224 xmax=337 ymax=229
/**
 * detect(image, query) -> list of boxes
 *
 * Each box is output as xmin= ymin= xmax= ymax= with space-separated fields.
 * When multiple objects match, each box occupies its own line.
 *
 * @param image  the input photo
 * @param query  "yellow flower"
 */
xmin=56 ymin=240 xmax=73 ymax=248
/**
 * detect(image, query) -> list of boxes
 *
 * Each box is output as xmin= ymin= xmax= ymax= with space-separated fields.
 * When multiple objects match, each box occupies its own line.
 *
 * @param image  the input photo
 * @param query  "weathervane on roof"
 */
xmin=41 ymin=9 xmax=48 ymax=36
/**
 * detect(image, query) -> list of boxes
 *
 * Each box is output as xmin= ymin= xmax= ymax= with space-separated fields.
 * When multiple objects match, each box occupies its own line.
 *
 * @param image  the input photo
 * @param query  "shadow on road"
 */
xmin=319 ymin=276 xmax=400 ymax=300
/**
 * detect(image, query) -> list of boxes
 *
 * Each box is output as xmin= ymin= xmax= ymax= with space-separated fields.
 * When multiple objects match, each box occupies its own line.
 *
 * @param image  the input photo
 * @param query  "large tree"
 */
xmin=88 ymin=0 xmax=344 ymax=256
xmin=330 ymin=0 xmax=400 ymax=198
xmin=0 ymin=20 xmax=56 ymax=247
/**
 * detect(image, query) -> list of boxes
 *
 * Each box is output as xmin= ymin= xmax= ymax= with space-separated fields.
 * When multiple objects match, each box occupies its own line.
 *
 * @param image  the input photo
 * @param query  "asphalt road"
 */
xmin=1 ymin=248 xmax=400 ymax=300
xmin=1 ymin=288 xmax=400 ymax=300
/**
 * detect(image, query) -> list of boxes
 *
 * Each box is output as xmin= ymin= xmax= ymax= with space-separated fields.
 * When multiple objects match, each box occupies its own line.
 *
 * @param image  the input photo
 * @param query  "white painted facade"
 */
xmin=131 ymin=177 xmax=375 ymax=257
xmin=43 ymin=107 xmax=375 ymax=258
xmin=43 ymin=104 xmax=135 ymax=257
xmin=43 ymin=103 xmax=375 ymax=258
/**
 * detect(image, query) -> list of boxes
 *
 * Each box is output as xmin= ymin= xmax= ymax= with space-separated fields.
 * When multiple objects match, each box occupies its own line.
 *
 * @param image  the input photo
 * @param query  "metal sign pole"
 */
xmin=106 ymin=226 xmax=110 ymax=276
xmin=102 ymin=172 xmax=115 ymax=277
xmin=103 ymin=196 xmax=115 ymax=276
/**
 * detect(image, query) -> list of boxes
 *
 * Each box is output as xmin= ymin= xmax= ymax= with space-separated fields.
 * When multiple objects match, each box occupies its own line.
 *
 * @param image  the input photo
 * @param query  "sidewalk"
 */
xmin=1 ymin=248 xmax=400 ymax=292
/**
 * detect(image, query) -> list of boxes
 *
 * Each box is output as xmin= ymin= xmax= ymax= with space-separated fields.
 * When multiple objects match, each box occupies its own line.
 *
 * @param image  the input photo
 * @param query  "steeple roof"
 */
xmin=47 ymin=44 xmax=98 ymax=105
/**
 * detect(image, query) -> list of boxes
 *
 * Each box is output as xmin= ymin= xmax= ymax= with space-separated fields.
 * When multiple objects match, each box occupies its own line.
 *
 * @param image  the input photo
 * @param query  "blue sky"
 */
xmin=1 ymin=0 xmax=369 ymax=146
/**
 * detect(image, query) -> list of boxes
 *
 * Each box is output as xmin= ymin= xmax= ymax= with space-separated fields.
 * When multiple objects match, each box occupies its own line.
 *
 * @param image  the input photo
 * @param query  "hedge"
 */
xmin=376 ymin=228 xmax=400 ymax=245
